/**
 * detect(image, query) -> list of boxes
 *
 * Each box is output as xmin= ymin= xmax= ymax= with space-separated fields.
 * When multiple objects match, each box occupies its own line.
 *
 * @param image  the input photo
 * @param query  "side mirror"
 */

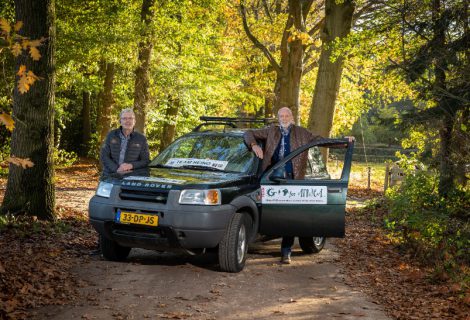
xmin=270 ymin=167 xmax=286 ymax=183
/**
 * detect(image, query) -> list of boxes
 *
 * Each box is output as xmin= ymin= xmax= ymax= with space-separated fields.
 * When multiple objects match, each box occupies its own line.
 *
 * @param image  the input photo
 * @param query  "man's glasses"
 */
xmin=121 ymin=117 xmax=135 ymax=121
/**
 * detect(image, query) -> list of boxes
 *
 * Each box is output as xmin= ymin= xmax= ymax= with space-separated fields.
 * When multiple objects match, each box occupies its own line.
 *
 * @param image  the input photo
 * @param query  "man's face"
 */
xmin=120 ymin=112 xmax=136 ymax=131
xmin=278 ymin=108 xmax=293 ymax=128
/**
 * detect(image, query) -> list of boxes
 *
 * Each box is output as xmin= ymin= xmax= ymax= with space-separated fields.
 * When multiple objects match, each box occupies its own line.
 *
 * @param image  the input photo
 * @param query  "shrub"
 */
xmin=54 ymin=149 xmax=78 ymax=168
xmin=385 ymin=160 xmax=470 ymax=283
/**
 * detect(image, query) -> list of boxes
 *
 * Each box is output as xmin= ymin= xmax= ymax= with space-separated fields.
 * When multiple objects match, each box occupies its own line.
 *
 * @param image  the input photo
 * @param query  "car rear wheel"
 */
xmin=100 ymin=234 xmax=131 ymax=261
xmin=218 ymin=212 xmax=252 ymax=273
xmin=299 ymin=237 xmax=326 ymax=254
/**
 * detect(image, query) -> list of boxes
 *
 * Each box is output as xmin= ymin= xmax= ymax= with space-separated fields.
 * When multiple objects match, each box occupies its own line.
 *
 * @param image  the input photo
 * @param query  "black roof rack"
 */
xmin=193 ymin=116 xmax=275 ymax=132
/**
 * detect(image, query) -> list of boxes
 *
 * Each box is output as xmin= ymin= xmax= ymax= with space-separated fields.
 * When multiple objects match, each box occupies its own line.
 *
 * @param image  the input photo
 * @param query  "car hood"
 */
xmin=101 ymin=167 xmax=253 ymax=190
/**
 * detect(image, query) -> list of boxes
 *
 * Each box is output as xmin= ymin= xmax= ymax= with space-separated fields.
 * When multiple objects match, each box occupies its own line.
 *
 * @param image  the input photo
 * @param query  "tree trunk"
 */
xmin=439 ymin=114 xmax=455 ymax=195
xmin=2 ymin=0 xmax=56 ymax=220
xmin=308 ymin=0 xmax=355 ymax=137
xmin=240 ymin=0 xmax=313 ymax=124
xmin=432 ymin=0 xmax=454 ymax=196
xmin=81 ymin=90 xmax=91 ymax=156
xmin=272 ymin=0 xmax=313 ymax=124
xmin=98 ymin=62 xmax=115 ymax=145
xmin=133 ymin=0 xmax=155 ymax=134
xmin=158 ymin=96 xmax=179 ymax=152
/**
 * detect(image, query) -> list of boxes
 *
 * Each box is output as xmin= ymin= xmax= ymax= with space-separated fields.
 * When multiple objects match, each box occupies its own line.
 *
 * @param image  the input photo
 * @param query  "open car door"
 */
xmin=259 ymin=139 xmax=354 ymax=237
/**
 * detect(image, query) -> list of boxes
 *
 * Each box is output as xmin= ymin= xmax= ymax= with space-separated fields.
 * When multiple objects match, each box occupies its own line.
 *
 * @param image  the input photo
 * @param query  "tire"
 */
xmin=218 ymin=212 xmax=252 ymax=273
xmin=299 ymin=237 xmax=326 ymax=254
xmin=100 ymin=234 xmax=131 ymax=261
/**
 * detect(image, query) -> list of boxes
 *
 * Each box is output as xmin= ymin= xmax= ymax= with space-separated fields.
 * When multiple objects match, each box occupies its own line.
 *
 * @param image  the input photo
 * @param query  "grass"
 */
xmin=327 ymin=160 xmax=387 ymax=191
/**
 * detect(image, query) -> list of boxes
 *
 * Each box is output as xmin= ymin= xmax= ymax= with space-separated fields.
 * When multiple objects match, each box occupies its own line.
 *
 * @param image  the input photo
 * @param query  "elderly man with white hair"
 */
xmin=244 ymin=107 xmax=323 ymax=264
xmin=100 ymin=108 xmax=150 ymax=175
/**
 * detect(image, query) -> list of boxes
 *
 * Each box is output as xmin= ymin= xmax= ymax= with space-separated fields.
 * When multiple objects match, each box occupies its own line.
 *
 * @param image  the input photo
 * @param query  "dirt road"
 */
xmin=25 ymin=185 xmax=391 ymax=320
xmin=34 ymin=223 xmax=390 ymax=319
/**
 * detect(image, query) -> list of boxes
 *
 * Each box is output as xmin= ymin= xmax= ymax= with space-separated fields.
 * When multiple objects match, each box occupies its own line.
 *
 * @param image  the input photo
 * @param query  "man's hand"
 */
xmin=345 ymin=136 xmax=355 ymax=142
xmin=117 ymin=163 xmax=133 ymax=173
xmin=252 ymin=144 xmax=264 ymax=159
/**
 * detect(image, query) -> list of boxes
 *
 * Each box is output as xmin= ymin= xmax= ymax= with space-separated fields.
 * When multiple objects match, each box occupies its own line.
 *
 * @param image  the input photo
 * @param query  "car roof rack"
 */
xmin=192 ymin=116 xmax=275 ymax=132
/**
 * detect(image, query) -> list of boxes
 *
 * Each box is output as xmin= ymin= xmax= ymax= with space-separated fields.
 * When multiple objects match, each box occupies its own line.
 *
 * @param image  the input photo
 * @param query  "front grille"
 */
xmin=119 ymin=188 xmax=169 ymax=203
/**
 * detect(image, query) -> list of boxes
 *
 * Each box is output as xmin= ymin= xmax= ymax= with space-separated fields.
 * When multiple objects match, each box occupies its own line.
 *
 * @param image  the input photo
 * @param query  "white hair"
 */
xmin=120 ymin=108 xmax=135 ymax=118
xmin=277 ymin=107 xmax=293 ymax=118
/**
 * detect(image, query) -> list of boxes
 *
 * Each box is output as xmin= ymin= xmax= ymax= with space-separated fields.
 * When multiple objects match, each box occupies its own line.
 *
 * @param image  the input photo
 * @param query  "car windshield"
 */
xmin=149 ymin=134 xmax=256 ymax=173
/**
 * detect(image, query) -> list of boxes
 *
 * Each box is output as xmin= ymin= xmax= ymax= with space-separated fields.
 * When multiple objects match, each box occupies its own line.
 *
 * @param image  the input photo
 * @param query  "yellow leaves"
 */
xmin=17 ymin=68 xmax=40 ymax=94
xmin=29 ymin=38 xmax=45 ymax=47
xmin=14 ymin=21 xmax=23 ymax=32
xmin=29 ymin=46 xmax=41 ymax=60
xmin=287 ymin=29 xmax=312 ymax=45
xmin=21 ymin=39 xmax=30 ymax=49
xmin=19 ymin=38 xmax=44 ymax=60
xmin=11 ymin=42 xmax=22 ymax=56
xmin=1 ymin=18 xmax=44 ymax=64
xmin=17 ymin=65 xmax=40 ymax=94
xmin=0 ymin=18 xmax=11 ymax=34
xmin=16 ymin=65 xmax=40 ymax=94
xmin=0 ymin=112 xmax=15 ymax=131
xmin=17 ymin=65 xmax=27 ymax=76
xmin=8 ymin=156 xmax=35 ymax=169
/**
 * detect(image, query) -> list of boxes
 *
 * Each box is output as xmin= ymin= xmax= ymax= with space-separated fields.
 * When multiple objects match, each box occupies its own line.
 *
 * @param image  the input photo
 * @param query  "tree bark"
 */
xmin=2 ymin=0 xmax=56 ymax=220
xmin=158 ymin=96 xmax=179 ymax=152
xmin=274 ymin=0 xmax=309 ymax=124
xmin=81 ymin=90 xmax=91 ymax=156
xmin=308 ymin=0 xmax=355 ymax=137
xmin=240 ymin=0 xmax=314 ymax=124
xmin=98 ymin=62 xmax=115 ymax=145
xmin=133 ymin=0 xmax=155 ymax=134
xmin=432 ymin=0 xmax=454 ymax=196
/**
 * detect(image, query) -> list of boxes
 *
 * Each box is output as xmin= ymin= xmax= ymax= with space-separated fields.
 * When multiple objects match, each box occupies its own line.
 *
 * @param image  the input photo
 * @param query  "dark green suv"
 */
xmin=89 ymin=118 xmax=354 ymax=272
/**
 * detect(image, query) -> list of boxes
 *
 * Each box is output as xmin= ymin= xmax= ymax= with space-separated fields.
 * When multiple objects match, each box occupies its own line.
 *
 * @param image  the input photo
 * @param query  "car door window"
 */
xmin=303 ymin=146 xmax=345 ymax=180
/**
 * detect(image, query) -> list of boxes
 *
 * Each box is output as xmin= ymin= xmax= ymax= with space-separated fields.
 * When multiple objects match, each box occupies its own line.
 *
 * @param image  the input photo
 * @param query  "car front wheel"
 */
xmin=100 ymin=234 xmax=131 ymax=261
xmin=299 ymin=237 xmax=326 ymax=254
xmin=218 ymin=212 xmax=252 ymax=273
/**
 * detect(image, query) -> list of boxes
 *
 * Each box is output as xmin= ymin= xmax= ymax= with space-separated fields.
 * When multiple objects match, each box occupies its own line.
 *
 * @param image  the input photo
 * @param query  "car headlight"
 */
xmin=96 ymin=181 xmax=113 ymax=198
xmin=179 ymin=189 xmax=221 ymax=205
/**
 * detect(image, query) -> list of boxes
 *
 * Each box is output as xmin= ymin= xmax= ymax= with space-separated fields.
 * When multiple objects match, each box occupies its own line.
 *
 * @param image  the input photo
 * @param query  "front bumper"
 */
xmin=89 ymin=190 xmax=234 ymax=250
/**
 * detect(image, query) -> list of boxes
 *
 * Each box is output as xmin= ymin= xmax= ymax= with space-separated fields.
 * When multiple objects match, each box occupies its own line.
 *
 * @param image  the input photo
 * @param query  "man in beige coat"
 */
xmin=244 ymin=107 xmax=323 ymax=264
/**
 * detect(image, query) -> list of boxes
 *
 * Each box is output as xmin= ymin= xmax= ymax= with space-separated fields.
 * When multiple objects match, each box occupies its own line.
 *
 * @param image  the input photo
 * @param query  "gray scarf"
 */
xmin=279 ymin=124 xmax=292 ymax=160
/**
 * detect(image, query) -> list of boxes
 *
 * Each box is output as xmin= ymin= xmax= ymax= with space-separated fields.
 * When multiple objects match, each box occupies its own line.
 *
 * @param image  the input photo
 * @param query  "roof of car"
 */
xmin=192 ymin=116 xmax=276 ymax=133
xmin=186 ymin=128 xmax=249 ymax=136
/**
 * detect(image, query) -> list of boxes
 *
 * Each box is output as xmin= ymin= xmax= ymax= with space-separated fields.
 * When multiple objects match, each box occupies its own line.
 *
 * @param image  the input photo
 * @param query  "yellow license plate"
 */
xmin=116 ymin=211 xmax=158 ymax=227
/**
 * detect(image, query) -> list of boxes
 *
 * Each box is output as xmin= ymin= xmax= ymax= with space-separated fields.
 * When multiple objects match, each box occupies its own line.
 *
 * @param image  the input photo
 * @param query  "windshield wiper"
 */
xmin=180 ymin=165 xmax=226 ymax=172
xmin=148 ymin=164 xmax=175 ymax=169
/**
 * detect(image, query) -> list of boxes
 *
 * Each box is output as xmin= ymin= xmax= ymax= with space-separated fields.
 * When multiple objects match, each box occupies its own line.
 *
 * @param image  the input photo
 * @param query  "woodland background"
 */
xmin=0 ymin=0 xmax=469 ymax=315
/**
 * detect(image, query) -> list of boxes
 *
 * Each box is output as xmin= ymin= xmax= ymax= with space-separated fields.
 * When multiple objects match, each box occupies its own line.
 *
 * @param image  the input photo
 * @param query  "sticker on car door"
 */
xmin=260 ymin=185 xmax=327 ymax=204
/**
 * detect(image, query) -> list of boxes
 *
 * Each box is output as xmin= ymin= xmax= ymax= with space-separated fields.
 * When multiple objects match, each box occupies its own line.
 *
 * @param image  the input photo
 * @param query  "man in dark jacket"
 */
xmin=91 ymin=108 xmax=150 ymax=255
xmin=100 ymin=108 xmax=150 ymax=175
xmin=244 ymin=107 xmax=322 ymax=264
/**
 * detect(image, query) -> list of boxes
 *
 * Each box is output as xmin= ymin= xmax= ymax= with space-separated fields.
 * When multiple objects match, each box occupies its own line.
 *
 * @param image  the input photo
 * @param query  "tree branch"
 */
xmin=261 ymin=0 xmax=273 ymax=23
xmin=303 ymin=60 xmax=318 ymax=74
xmin=308 ymin=17 xmax=324 ymax=36
xmin=240 ymin=2 xmax=281 ymax=75
xmin=388 ymin=58 xmax=470 ymax=104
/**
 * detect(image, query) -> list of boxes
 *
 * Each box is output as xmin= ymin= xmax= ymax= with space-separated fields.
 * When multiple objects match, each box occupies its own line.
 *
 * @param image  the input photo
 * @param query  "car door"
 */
xmin=259 ymin=139 xmax=354 ymax=237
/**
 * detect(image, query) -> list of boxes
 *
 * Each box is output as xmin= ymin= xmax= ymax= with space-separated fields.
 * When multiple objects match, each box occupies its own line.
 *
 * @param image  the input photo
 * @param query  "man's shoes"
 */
xmin=280 ymin=254 xmax=291 ymax=264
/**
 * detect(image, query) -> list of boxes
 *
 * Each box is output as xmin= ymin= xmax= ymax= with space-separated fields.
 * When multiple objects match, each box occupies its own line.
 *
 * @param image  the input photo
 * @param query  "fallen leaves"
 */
xmin=335 ymin=198 xmax=470 ymax=319
xmin=0 ymin=161 xmax=100 ymax=319
xmin=0 ymin=208 xmax=96 ymax=319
